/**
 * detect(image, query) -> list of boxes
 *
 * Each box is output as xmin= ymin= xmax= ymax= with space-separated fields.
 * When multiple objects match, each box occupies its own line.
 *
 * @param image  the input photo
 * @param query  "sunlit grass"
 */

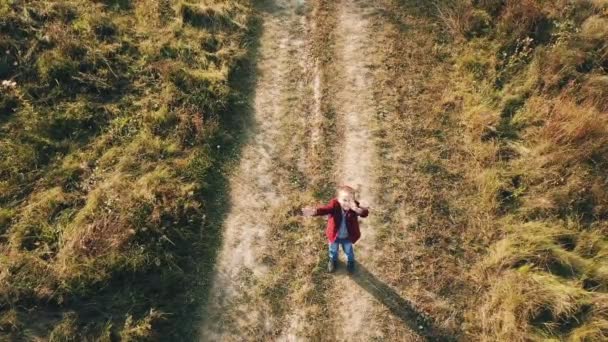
xmin=0 ymin=0 xmax=253 ymax=339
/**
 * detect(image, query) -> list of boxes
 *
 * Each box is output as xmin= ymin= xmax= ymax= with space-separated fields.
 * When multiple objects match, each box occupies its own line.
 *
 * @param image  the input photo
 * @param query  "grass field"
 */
xmin=310 ymin=0 xmax=608 ymax=339
xmin=443 ymin=1 xmax=608 ymax=340
xmin=1 ymin=0 xmax=607 ymax=340
xmin=0 ymin=0 xmax=254 ymax=339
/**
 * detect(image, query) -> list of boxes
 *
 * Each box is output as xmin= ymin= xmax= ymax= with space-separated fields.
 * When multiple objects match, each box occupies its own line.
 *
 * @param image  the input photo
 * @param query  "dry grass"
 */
xmin=479 ymin=269 xmax=600 ymax=341
xmin=438 ymin=0 xmax=608 ymax=340
xmin=436 ymin=1 xmax=490 ymax=40
xmin=581 ymin=74 xmax=608 ymax=111
xmin=367 ymin=0 xmax=486 ymax=337
xmin=497 ymin=0 xmax=545 ymax=37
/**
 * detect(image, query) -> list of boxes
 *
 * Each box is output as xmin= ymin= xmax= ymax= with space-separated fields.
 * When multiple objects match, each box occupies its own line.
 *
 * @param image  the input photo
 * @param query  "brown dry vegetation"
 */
xmin=350 ymin=0 xmax=608 ymax=340
xmin=369 ymin=0 xmax=479 ymax=338
xmin=428 ymin=0 xmax=608 ymax=340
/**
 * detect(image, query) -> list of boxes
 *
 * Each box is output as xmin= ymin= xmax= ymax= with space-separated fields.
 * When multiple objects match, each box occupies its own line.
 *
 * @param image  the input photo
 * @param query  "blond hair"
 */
xmin=336 ymin=185 xmax=356 ymax=197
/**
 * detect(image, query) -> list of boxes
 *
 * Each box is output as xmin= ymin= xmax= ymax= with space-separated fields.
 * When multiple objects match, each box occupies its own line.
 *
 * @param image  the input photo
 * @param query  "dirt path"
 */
xmin=199 ymin=0 xmax=315 ymax=340
xmin=325 ymin=0 xmax=385 ymax=340
xmin=325 ymin=1 xmax=451 ymax=341
xmin=201 ymin=0 xmax=449 ymax=340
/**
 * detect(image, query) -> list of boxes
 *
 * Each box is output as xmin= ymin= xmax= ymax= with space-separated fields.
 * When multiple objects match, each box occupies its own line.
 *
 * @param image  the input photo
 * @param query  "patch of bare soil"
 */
xmin=326 ymin=1 xmax=453 ymax=341
xmin=329 ymin=0 xmax=384 ymax=340
xmin=199 ymin=0 xmax=316 ymax=340
xmin=201 ymin=0 xmax=455 ymax=340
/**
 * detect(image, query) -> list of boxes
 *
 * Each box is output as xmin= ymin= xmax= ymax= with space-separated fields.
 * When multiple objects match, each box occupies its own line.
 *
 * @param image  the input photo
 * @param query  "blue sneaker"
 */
xmin=347 ymin=261 xmax=355 ymax=273
xmin=328 ymin=259 xmax=337 ymax=273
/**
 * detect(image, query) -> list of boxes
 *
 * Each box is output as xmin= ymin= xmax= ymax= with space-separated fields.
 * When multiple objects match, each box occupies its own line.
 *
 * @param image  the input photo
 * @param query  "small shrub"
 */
xmin=581 ymin=74 xmax=608 ymax=111
xmin=436 ymin=2 xmax=486 ymax=40
xmin=180 ymin=4 xmax=235 ymax=30
xmin=467 ymin=9 xmax=492 ymax=37
xmin=496 ymin=37 xmax=536 ymax=87
xmin=581 ymin=15 xmax=608 ymax=43
xmin=37 ymin=49 xmax=78 ymax=84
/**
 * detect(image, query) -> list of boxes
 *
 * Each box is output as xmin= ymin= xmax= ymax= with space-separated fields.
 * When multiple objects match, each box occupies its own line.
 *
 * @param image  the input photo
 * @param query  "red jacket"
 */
xmin=314 ymin=198 xmax=369 ymax=243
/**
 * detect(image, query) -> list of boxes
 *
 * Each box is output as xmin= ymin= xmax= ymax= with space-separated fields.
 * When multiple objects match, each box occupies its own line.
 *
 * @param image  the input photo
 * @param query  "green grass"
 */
xmin=0 ymin=0 xmax=254 ymax=339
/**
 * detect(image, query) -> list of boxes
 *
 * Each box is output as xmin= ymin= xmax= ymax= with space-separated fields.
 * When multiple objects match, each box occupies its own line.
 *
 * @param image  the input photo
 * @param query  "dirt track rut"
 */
xmin=199 ymin=0 xmax=311 ymax=339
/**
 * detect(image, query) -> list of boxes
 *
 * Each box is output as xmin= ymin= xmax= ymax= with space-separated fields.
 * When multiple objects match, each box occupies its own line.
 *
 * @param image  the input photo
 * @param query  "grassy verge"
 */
xmin=441 ymin=1 xmax=608 ymax=340
xmin=0 ymin=0 xmax=255 ymax=339
xmin=375 ymin=0 xmax=608 ymax=340
xmin=368 ymin=0 xmax=482 ymax=338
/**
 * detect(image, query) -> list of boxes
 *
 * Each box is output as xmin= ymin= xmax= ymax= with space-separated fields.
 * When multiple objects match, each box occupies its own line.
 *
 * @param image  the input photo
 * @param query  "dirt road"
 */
xmin=200 ymin=0 xmax=444 ymax=340
xmin=327 ymin=0 xmax=383 ymax=340
xmin=199 ymin=0 xmax=316 ymax=340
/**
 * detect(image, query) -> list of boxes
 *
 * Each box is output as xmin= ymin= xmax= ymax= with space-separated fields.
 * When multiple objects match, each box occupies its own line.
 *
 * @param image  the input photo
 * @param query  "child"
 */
xmin=302 ymin=185 xmax=369 ymax=273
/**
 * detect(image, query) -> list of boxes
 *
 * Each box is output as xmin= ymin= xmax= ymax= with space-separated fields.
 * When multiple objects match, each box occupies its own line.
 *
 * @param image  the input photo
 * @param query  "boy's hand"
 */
xmin=346 ymin=201 xmax=365 ymax=214
xmin=301 ymin=207 xmax=316 ymax=217
xmin=350 ymin=205 xmax=363 ymax=214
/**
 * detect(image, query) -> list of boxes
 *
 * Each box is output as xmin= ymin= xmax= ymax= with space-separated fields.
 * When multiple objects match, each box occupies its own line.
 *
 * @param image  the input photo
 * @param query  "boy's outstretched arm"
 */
xmin=302 ymin=200 xmax=335 ymax=217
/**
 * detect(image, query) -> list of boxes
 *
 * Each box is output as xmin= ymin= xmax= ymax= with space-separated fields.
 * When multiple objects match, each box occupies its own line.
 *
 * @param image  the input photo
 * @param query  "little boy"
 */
xmin=302 ymin=185 xmax=369 ymax=273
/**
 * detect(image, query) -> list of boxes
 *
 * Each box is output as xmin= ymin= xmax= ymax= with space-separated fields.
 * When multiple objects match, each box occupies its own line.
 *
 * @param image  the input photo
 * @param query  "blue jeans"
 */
xmin=329 ymin=238 xmax=355 ymax=263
